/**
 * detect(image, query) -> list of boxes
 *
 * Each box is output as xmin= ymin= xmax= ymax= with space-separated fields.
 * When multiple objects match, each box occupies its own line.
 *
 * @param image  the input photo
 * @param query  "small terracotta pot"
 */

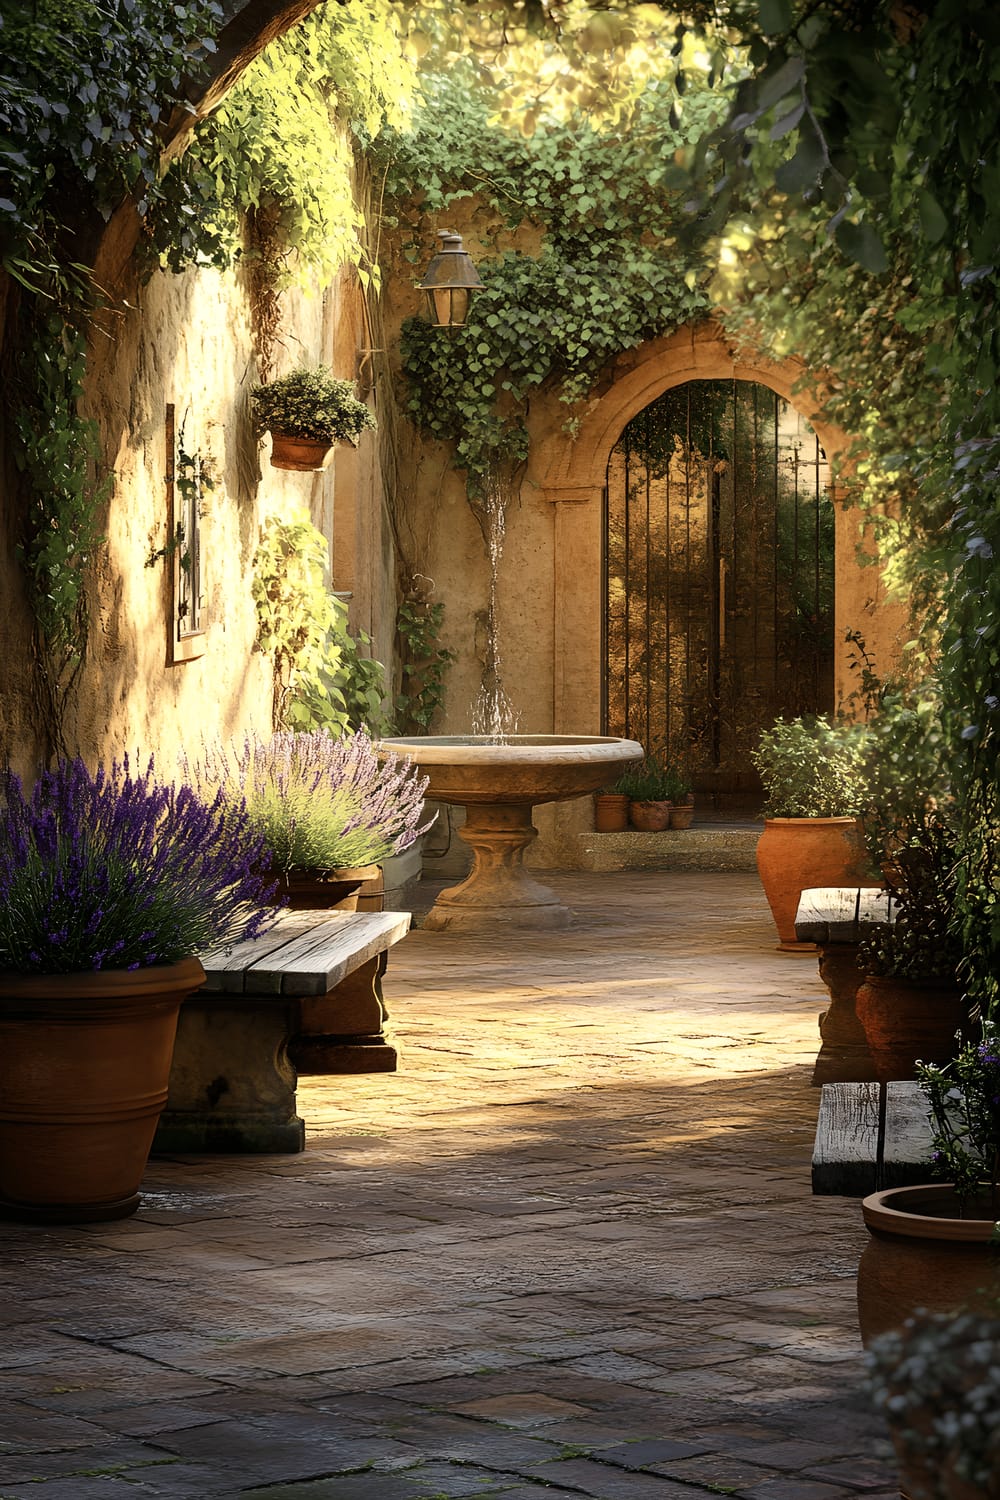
xmin=855 ymin=974 xmax=964 ymax=1082
xmin=857 ymin=1183 xmax=1000 ymax=1346
xmin=630 ymin=800 xmax=671 ymax=831
xmin=268 ymin=865 xmax=380 ymax=912
xmin=269 ymin=433 xmax=334 ymax=472
xmin=669 ymin=800 xmax=695 ymax=830
xmin=755 ymin=816 xmax=872 ymax=952
xmin=594 ymin=793 xmax=629 ymax=832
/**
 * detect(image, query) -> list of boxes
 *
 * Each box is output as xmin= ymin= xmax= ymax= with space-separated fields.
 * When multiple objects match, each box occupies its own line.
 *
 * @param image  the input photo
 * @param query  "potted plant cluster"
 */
xmin=183 ymin=728 xmax=432 ymax=910
xmin=857 ymin=1019 xmax=1000 ymax=1349
xmin=250 ymin=365 xmax=376 ymax=473
xmin=0 ymin=756 xmax=276 ymax=1223
xmin=854 ymin=688 xmax=967 ymax=1079
xmin=750 ymin=715 xmax=872 ymax=951
xmin=867 ymin=1309 xmax=1000 ymax=1499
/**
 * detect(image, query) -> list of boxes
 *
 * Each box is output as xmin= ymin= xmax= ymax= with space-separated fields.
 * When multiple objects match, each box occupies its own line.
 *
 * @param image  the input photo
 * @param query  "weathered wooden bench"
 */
xmin=794 ymin=886 xmax=894 ymax=1085
xmin=812 ymin=1080 xmax=935 ymax=1195
xmin=153 ymin=909 xmax=410 ymax=1155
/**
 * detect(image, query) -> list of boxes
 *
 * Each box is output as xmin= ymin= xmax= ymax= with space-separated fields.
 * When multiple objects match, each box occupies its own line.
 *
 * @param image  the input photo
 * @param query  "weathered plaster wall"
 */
xmin=1 ymin=231 xmax=388 ymax=781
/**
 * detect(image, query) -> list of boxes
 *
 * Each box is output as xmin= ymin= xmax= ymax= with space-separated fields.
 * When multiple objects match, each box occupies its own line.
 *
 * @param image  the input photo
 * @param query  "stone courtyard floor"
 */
xmin=0 ymin=871 xmax=900 ymax=1499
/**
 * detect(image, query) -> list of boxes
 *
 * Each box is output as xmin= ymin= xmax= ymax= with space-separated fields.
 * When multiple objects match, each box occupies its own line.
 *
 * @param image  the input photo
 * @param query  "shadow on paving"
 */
xmin=0 ymin=872 xmax=900 ymax=1499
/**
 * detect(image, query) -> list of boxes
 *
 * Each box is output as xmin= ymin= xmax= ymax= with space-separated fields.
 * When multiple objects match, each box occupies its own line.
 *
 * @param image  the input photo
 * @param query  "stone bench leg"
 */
xmin=289 ymin=954 xmax=398 ymax=1075
xmin=812 ymin=943 xmax=878 ymax=1086
xmin=153 ymin=995 xmax=305 ymax=1154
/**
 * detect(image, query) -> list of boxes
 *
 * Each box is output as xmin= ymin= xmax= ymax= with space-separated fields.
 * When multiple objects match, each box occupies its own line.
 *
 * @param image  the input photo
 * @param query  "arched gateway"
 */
xmin=532 ymin=322 xmax=885 ymax=804
xmin=604 ymin=380 xmax=834 ymax=796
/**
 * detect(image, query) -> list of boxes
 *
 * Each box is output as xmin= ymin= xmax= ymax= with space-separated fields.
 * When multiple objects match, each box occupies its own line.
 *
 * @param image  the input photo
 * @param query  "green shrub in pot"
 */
xmin=250 ymin=366 xmax=376 ymax=446
xmin=751 ymin=715 xmax=868 ymax=818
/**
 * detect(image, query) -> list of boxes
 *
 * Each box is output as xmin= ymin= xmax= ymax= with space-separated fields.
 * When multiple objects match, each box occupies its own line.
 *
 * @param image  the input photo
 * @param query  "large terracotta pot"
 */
xmin=268 ymin=865 xmax=380 ymax=912
xmin=755 ymin=816 xmax=871 ymax=952
xmin=268 ymin=433 xmax=334 ymax=472
xmin=858 ymin=1183 xmax=1000 ymax=1346
xmin=0 ymin=958 xmax=204 ymax=1223
xmin=630 ymin=800 xmax=671 ymax=831
xmin=855 ymin=974 xmax=965 ymax=1082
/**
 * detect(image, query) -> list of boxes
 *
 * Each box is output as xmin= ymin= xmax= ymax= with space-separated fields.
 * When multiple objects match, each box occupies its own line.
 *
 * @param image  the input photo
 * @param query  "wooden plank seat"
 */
xmin=794 ymin=886 xmax=894 ymax=1086
xmin=812 ymin=1080 xmax=935 ymax=1196
xmin=153 ymin=909 xmax=410 ymax=1155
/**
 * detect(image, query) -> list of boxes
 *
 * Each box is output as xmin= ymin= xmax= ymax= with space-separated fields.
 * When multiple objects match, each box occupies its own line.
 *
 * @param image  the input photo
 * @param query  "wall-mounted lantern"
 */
xmin=416 ymin=230 xmax=483 ymax=329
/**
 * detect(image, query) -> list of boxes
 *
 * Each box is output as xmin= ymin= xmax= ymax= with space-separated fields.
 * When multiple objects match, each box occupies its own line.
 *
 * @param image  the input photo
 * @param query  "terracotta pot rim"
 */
xmin=762 ymin=816 xmax=858 ymax=827
xmin=862 ymin=1183 xmax=1000 ymax=1240
xmin=0 ymin=956 xmax=206 ymax=1004
xmin=272 ymin=864 xmax=380 ymax=882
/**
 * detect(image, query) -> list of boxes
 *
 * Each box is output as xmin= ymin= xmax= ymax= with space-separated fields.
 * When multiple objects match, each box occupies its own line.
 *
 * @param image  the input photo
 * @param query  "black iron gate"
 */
xmin=603 ymin=379 xmax=835 ymax=790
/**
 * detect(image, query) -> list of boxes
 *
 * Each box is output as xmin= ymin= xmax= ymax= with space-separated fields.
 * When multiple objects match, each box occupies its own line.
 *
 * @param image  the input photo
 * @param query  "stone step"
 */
xmin=578 ymin=826 xmax=760 ymax=873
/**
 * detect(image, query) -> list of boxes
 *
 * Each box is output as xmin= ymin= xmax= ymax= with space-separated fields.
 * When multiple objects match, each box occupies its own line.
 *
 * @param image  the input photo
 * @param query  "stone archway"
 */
xmin=530 ymin=319 xmax=902 ymax=741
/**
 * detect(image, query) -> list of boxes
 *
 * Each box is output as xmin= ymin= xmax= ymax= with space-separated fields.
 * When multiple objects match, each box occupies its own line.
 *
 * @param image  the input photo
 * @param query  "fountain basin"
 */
xmin=381 ymin=735 xmax=643 ymax=932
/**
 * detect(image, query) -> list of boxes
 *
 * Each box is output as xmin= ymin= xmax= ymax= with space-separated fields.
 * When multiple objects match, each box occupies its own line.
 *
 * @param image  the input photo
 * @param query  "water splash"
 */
xmin=470 ymin=458 xmax=519 ymax=742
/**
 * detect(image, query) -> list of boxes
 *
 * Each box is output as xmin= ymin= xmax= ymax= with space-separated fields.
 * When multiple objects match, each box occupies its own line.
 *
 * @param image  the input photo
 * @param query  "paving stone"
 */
xmin=738 ymin=1481 xmax=860 ymax=1500
xmin=802 ymin=1456 xmax=901 ymax=1488
xmin=590 ymin=1438 xmax=714 ymax=1466
xmin=447 ymin=1393 xmax=594 ymax=1427
xmin=236 ymin=1478 xmax=426 ymax=1500
xmin=647 ymin=1451 xmax=780 ymax=1488
xmin=536 ymin=1456 xmax=734 ymax=1497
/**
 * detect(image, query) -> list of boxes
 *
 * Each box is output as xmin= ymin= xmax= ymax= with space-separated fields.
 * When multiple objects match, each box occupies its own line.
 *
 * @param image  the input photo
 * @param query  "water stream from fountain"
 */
xmin=471 ymin=458 xmax=519 ymax=742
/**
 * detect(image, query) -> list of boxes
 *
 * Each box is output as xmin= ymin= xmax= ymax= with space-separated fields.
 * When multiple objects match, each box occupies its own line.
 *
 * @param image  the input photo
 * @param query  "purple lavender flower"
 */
xmin=0 ymin=756 xmax=278 ymax=975
xmin=181 ymin=730 xmax=433 ymax=874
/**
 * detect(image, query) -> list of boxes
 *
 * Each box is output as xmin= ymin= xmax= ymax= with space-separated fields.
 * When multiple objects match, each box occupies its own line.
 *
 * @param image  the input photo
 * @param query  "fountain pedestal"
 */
xmin=380 ymin=736 xmax=644 ymax=934
xmin=422 ymin=803 xmax=568 ymax=931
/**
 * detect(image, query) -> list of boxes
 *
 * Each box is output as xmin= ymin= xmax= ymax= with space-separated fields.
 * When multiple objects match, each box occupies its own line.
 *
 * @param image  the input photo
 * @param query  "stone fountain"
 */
xmin=381 ymin=734 xmax=643 ymax=932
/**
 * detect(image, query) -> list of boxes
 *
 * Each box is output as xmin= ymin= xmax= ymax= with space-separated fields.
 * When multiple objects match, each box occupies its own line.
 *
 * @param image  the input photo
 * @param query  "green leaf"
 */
xmin=918 ymin=189 xmax=949 ymax=245
xmin=758 ymin=0 xmax=793 ymax=37
xmin=774 ymin=126 xmax=825 ymax=194
xmin=834 ymin=219 xmax=889 ymax=274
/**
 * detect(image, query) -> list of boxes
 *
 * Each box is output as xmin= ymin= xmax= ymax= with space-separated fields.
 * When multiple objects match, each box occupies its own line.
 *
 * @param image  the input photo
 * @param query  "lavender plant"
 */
xmin=182 ymin=730 xmax=432 ymax=874
xmin=918 ymin=1019 xmax=1000 ymax=1212
xmin=0 ymin=757 xmax=278 ymax=975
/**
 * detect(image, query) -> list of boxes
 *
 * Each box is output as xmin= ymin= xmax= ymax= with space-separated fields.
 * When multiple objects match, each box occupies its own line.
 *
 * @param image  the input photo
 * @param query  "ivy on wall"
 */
xmin=378 ymin=68 xmax=726 ymax=498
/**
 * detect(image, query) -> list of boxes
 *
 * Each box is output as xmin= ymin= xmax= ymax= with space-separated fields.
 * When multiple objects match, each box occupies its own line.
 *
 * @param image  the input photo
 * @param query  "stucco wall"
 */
xmin=1 ymin=225 xmax=390 ymax=782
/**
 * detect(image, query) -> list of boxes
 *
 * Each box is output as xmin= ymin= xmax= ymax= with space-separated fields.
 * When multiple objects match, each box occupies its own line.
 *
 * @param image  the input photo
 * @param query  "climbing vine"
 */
xmin=150 ymin=1 xmax=415 ymax=291
xmin=252 ymin=512 xmax=391 ymax=737
xmin=395 ymin=591 xmax=455 ymax=734
xmin=684 ymin=0 xmax=1000 ymax=1012
xmin=378 ymin=67 xmax=725 ymax=497
xmin=9 ymin=312 xmax=111 ymax=754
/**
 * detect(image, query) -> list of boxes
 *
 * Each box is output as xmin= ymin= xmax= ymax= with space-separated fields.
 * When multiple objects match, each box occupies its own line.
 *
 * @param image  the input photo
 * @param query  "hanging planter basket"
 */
xmin=268 ymin=433 xmax=335 ymax=472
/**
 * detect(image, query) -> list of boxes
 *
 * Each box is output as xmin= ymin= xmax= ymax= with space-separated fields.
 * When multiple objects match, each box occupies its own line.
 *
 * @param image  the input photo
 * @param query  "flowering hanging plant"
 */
xmin=0 ymin=757 xmax=278 ymax=975
xmin=181 ymin=729 xmax=432 ymax=875
xmin=917 ymin=1018 xmax=1000 ymax=1213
